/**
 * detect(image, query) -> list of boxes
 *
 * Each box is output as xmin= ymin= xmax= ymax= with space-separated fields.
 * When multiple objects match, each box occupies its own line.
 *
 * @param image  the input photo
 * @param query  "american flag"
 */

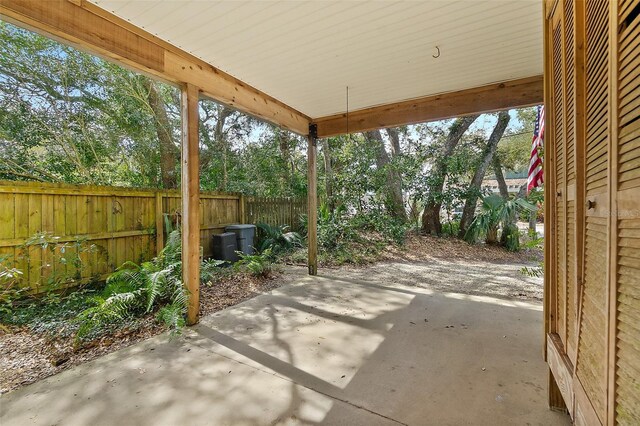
xmin=527 ymin=105 xmax=545 ymax=192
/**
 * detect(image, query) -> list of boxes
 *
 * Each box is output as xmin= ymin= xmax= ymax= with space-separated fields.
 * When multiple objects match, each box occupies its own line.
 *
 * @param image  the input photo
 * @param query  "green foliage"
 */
xmin=497 ymin=107 xmax=538 ymax=173
xmin=0 ymin=22 xmax=181 ymax=187
xmin=521 ymin=262 xmax=544 ymax=278
xmin=350 ymin=212 xmax=409 ymax=245
xmin=0 ymin=288 xmax=98 ymax=337
xmin=200 ymin=259 xmax=226 ymax=284
xmin=9 ymin=232 xmax=98 ymax=292
xmin=74 ymin=229 xmax=190 ymax=341
xmin=234 ymin=248 xmax=274 ymax=277
xmin=464 ymin=195 xmax=536 ymax=249
xmin=0 ymin=255 xmax=25 ymax=316
xmin=0 ymin=231 xmax=97 ymax=321
xmin=441 ymin=220 xmax=460 ymax=237
xmin=255 ymin=223 xmax=302 ymax=254
xmin=502 ymin=223 xmax=521 ymax=252
xmin=298 ymin=207 xmax=409 ymax=266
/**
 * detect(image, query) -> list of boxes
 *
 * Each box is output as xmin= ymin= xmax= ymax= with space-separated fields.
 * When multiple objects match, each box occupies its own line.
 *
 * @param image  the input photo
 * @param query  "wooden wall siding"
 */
xmin=615 ymin=0 xmax=640 ymax=423
xmin=0 ymin=181 xmax=246 ymax=293
xmin=544 ymin=0 xmax=640 ymax=423
xmin=617 ymin=0 xmax=640 ymax=193
xmin=244 ymin=197 xmax=307 ymax=232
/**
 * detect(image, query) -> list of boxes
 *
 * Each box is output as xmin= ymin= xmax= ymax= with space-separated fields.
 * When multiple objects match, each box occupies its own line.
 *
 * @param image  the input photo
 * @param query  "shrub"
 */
xmin=502 ymin=223 xmax=521 ymax=252
xmin=349 ymin=213 xmax=400 ymax=244
xmin=464 ymin=195 xmax=536 ymax=250
xmin=297 ymin=207 xmax=410 ymax=266
xmin=441 ymin=220 xmax=460 ymax=237
xmin=255 ymin=223 xmax=302 ymax=254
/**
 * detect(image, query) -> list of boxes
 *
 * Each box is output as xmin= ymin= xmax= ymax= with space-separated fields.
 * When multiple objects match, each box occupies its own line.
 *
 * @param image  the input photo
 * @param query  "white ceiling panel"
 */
xmin=92 ymin=0 xmax=543 ymax=118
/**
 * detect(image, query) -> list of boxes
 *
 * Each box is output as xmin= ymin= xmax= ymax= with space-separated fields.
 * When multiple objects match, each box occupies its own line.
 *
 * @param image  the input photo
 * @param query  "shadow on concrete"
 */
xmin=0 ymin=271 xmax=569 ymax=426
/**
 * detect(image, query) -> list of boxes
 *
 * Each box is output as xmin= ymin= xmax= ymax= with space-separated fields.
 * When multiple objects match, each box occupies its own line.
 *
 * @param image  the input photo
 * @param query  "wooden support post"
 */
xmin=239 ymin=194 xmax=246 ymax=224
xmin=181 ymin=83 xmax=200 ymax=325
xmin=542 ymin=0 xmax=554 ymax=361
xmin=155 ymin=191 xmax=164 ymax=255
xmin=307 ymin=125 xmax=318 ymax=276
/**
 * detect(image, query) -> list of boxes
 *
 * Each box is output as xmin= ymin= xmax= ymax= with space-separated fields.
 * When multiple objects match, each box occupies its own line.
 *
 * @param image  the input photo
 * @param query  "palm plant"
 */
xmin=255 ymin=223 xmax=302 ymax=254
xmin=464 ymin=194 xmax=536 ymax=250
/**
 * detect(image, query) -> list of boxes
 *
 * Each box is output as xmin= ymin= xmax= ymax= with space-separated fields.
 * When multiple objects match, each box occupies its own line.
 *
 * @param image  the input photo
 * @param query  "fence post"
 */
xmin=239 ymin=194 xmax=246 ymax=224
xmin=155 ymin=191 xmax=164 ymax=255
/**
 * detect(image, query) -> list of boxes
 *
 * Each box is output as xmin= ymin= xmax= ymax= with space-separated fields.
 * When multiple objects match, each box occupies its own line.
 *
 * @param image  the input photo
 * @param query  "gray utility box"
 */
xmin=225 ymin=224 xmax=256 ymax=256
xmin=212 ymin=232 xmax=239 ymax=262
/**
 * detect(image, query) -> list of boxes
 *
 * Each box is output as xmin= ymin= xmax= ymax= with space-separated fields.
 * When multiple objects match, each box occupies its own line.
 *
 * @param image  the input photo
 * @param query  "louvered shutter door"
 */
xmin=563 ymin=0 xmax=580 ymax=363
xmin=615 ymin=0 xmax=640 ymax=424
xmin=575 ymin=0 xmax=610 ymax=422
xmin=552 ymin=13 xmax=567 ymax=346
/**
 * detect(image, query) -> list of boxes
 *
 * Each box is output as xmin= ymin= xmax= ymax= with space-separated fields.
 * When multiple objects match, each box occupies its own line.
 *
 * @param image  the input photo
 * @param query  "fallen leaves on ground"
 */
xmin=0 ymin=271 xmax=283 ymax=395
xmin=381 ymin=233 xmax=541 ymax=264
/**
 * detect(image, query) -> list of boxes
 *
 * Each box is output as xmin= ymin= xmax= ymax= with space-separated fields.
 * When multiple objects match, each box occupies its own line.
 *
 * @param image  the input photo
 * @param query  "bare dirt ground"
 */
xmin=1 ymin=234 xmax=542 ymax=395
xmin=367 ymin=234 xmax=543 ymax=301
xmin=286 ymin=234 xmax=544 ymax=302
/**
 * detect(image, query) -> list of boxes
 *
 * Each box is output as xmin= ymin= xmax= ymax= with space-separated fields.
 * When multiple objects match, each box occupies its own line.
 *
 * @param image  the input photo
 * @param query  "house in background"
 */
xmin=482 ymin=170 xmax=529 ymax=195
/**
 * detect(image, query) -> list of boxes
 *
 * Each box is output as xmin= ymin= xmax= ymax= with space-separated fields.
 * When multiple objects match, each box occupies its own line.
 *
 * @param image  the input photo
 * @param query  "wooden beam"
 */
xmin=307 ymin=125 xmax=318 ymax=276
xmin=0 ymin=0 xmax=311 ymax=135
xmin=313 ymin=76 xmax=544 ymax=137
xmin=181 ymin=83 xmax=200 ymax=325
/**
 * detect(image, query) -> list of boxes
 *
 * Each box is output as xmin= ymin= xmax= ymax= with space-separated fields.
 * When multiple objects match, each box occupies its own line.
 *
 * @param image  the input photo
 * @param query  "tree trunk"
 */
xmin=493 ymin=156 xmax=510 ymax=200
xmin=321 ymin=138 xmax=335 ymax=213
xmin=529 ymin=209 xmax=538 ymax=234
xmin=421 ymin=115 xmax=479 ymax=234
xmin=365 ymin=130 xmax=405 ymax=220
xmin=385 ymin=127 xmax=402 ymax=156
xmin=458 ymin=111 xmax=510 ymax=237
xmin=215 ymin=105 xmax=232 ymax=191
xmin=277 ymin=127 xmax=292 ymax=191
xmin=143 ymin=78 xmax=178 ymax=188
xmin=384 ymin=128 xmax=406 ymax=220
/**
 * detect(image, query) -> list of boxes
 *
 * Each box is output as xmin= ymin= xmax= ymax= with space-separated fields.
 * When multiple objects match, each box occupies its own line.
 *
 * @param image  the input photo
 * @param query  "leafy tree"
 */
xmin=0 ymin=22 xmax=181 ymax=187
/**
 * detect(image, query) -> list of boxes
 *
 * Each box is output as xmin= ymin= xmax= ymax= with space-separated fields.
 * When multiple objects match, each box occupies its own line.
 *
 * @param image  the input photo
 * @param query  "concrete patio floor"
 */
xmin=0 ymin=272 xmax=570 ymax=425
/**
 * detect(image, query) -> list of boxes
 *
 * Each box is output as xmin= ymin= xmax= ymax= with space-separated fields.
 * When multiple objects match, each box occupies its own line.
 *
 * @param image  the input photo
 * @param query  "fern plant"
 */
xmin=75 ymin=229 xmax=188 ymax=341
xmin=234 ymin=248 xmax=274 ymax=277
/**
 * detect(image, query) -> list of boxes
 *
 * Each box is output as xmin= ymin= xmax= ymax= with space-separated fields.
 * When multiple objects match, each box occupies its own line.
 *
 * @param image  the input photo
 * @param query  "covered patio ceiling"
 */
xmin=1 ymin=0 xmax=544 ymax=137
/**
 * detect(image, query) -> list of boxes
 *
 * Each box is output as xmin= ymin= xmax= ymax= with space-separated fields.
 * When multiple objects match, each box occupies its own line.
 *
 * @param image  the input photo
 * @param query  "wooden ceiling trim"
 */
xmin=313 ymin=75 xmax=544 ymax=138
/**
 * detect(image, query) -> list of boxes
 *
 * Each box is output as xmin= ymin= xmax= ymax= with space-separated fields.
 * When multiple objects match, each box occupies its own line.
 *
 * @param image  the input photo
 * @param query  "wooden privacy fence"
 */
xmin=0 ymin=181 xmax=305 ymax=293
xmin=244 ymin=196 xmax=307 ymax=232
